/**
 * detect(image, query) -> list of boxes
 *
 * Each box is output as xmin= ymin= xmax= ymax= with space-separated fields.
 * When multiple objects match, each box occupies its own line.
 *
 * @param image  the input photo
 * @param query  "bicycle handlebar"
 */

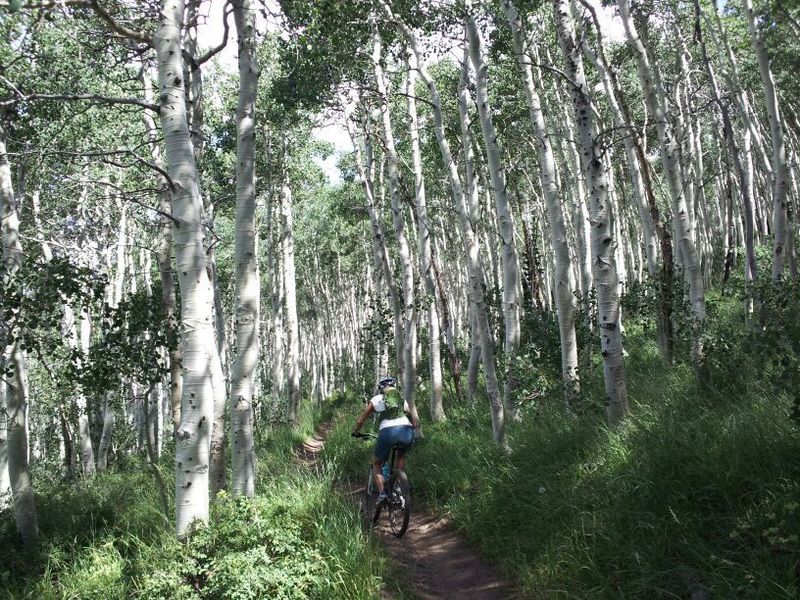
xmin=351 ymin=432 xmax=377 ymax=439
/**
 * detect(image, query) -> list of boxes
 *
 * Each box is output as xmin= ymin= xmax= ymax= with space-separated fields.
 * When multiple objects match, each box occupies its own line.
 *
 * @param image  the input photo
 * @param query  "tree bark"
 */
xmin=617 ymin=0 xmax=705 ymax=375
xmin=155 ymin=0 xmax=215 ymax=538
xmin=466 ymin=7 xmax=522 ymax=416
xmin=555 ymin=0 xmax=628 ymax=425
xmin=406 ymin=53 xmax=445 ymax=422
xmin=743 ymin=0 xmax=789 ymax=281
xmin=501 ymin=0 xmax=580 ymax=406
xmin=281 ymin=144 xmax=302 ymax=427
xmin=371 ymin=19 xmax=419 ymax=423
xmin=142 ymin=70 xmax=183 ymax=431
xmin=230 ymin=0 xmax=259 ymax=497
xmin=0 ymin=124 xmax=39 ymax=546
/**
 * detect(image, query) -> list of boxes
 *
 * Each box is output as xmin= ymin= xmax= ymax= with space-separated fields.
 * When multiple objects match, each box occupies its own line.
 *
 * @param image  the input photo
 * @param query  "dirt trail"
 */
xmin=296 ymin=424 xmax=520 ymax=600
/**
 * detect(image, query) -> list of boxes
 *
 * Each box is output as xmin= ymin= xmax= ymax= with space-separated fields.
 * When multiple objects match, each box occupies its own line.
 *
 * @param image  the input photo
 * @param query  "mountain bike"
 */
xmin=352 ymin=432 xmax=411 ymax=537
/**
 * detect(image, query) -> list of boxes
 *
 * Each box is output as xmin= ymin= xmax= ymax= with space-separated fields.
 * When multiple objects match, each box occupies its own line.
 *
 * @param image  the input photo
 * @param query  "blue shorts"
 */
xmin=373 ymin=425 xmax=414 ymax=463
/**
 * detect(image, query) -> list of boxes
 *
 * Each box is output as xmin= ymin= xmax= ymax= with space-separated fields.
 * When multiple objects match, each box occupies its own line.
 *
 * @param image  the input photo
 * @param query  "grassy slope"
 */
xmin=326 ymin=301 xmax=800 ymax=598
xmin=0 ymin=407 xmax=388 ymax=599
xmin=4 ymin=288 xmax=799 ymax=599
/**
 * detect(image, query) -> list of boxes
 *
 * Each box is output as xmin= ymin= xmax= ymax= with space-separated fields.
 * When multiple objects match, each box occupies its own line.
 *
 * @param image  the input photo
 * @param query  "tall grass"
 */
xmin=1 ymin=403 xmax=389 ymax=599
xmin=326 ymin=323 xmax=800 ymax=599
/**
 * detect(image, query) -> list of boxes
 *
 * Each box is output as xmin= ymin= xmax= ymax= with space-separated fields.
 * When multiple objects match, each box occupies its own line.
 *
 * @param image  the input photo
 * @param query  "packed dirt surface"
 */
xmin=297 ymin=424 xmax=520 ymax=600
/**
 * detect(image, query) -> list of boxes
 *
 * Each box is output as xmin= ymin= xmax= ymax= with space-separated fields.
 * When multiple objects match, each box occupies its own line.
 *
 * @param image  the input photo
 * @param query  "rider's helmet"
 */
xmin=377 ymin=376 xmax=397 ymax=392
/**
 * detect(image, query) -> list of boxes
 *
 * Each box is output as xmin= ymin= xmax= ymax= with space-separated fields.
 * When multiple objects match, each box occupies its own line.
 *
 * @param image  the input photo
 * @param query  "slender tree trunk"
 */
xmin=230 ymin=0 xmax=259 ymax=496
xmin=281 ymin=146 xmax=302 ymax=427
xmin=618 ymin=0 xmax=705 ymax=375
xmin=207 ymin=255 xmax=228 ymax=497
xmin=379 ymin=0 xmax=503 ymax=441
xmin=459 ymin=50 xmax=506 ymax=443
xmin=555 ymin=0 xmax=628 ymax=425
xmin=501 ymin=0 xmax=580 ymax=406
xmin=143 ymin=72 xmax=183 ymax=432
xmin=406 ymin=54 xmax=445 ymax=421
xmin=432 ymin=245 xmax=463 ymax=404
xmin=155 ymin=0 xmax=215 ymax=537
xmin=466 ymin=8 xmax=522 ymax=416
xmin=695 ymin=0 xmax=757 ymax=293
xmin=744 ymin=0 xmax=789 ymax=281
xmin=96 ymin=393 xmax=115 ymax=472
xmin=0 ymin=124 xmax=39 ymax=546
xmin=65 ymin=306 xmax=96 ymax=477
xmin=0 ymin=379 xmax=10 ymax=510
xmin=371 ymin=20 xmax=419 ymax=423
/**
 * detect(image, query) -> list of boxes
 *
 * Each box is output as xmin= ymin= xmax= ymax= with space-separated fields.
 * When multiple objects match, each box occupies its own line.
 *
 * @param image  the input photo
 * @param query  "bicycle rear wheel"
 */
xmin=387 ymin=469 xmax=411 ymax=537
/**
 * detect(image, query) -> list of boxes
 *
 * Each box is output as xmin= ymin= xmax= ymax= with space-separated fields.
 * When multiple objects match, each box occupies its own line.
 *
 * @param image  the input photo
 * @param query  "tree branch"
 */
xmin=0 ymin=85 xmax=160 ymax=114
xmin=88 ymin=0 xmax=153 ymax=47
xmin=194 ymin=0 xmax=233 ymax=66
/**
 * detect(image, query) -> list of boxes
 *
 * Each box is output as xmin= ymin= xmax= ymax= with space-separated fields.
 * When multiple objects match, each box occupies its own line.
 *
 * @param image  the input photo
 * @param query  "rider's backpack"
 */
xmin=380 ymin=386 xmax=404 ymax=421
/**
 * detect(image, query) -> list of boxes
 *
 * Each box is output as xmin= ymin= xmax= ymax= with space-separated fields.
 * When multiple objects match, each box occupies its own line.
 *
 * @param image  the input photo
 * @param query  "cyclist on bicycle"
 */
xmin=352 ymin=375 xmax=418 ymax=505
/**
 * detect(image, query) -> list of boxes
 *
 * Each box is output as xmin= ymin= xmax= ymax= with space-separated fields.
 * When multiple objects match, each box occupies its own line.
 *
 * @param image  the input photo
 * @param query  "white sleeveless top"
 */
xmin=369 ymin=394 xmax=412 ymax=430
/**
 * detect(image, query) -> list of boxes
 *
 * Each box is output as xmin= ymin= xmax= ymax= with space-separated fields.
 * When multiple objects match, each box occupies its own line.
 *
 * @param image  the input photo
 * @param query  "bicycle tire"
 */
xmin=387 ymin=469 xmax=411 ymax=537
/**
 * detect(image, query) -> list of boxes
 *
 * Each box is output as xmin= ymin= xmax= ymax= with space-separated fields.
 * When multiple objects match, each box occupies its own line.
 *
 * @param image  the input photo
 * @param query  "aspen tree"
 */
xmin=230 ymin=0 xmax=259 ymax=495
xmin=281 ymin=141 xmax=302 ymax=427
xmin=555 ymin=0 xmax=628 ymax=425
xmin=501 ymin=0 xmax=580 ymax=405
xmin=155 ymin=0 xmax=216 ymax=537
xmin=743 ymin=0 xmax=789 ymax=281
xmin=617 ymin=0 xmax=706 ymax=375
xmin=405 ymin=51 xmax=445 ymax=421
xmin=465 ymin=6 xmax=522 ymax=415
xmin=371 ymin=19 xmax=419 ymax=422
xmin=0 ymin=123 xmax=39 ymax=546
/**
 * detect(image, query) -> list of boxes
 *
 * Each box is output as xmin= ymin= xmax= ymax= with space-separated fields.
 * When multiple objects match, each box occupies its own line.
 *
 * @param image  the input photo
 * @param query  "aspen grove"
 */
xmin=1 ymin=0 xmax=800 ymax=597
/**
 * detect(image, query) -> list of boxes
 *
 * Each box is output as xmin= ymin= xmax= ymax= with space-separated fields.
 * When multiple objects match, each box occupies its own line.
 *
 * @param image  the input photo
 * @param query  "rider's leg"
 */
xmin=372 ymin=458 xmax=384 ymax=494
xmin=394 ymin=427 xmax=414 ymax=472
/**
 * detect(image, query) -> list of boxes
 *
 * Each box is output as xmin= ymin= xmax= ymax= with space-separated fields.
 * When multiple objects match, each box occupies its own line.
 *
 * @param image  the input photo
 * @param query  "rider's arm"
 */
xmin=352 ymin=402 xmax=375 ymax=434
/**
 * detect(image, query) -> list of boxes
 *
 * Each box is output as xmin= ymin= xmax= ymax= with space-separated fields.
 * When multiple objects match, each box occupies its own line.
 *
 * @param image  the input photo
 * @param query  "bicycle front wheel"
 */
xmin=387 ymin=469 xmax=411 ymax=537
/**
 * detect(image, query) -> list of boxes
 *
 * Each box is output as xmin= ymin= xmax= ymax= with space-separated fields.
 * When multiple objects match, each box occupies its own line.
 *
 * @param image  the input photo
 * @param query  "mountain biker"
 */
xmin=352 ymin=375 xmax=418 ymax=505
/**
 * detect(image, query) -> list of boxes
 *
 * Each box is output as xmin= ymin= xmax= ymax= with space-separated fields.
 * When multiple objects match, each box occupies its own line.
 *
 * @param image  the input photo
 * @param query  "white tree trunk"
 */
xmin=555 ymin=0 xmax=628 ymax=425
xmin=0 ymin=378 xmax=10 ymax=510
xmin=466 ymin=9 xmax=522 ymax=415
xmin=230 ymin=0 xmax=259 ymax=497
xmin=155 ymin=0 xmax=215 ymax=537
xmin=744 ymin=0 xmax=789 ymax=281
xmin=69 ymin=306 xmax=96 ymax=477
xmin=143 ymin=70 xmax=182 ymax=431
xmin=501 ymin=0 xmax=580 ymax=404
xmin=378 ymin=0 xmax=503 ymax=441
xmin=344 ymin=107 xmax=404 ymax=386
xmin=459 ymin=51 xmax=506 ymax=443
xmin=617 ymin=0 xmax=706 ymax=372
xmin=406 ymin=54 xmax=445 ymax=422
xmin=0 ymin=124 xmax=39 ymax=545
xmin=371 ymin=20 xmax=419 ymax=422
xmin=281 ymin=154 xmax=302 ymax=427
xmin=96 ymin=392 xmax=115 ymax=472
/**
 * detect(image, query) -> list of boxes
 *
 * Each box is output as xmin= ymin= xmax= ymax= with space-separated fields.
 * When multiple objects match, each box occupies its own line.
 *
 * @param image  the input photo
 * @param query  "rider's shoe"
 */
xmin=376 ymin=491 xmax=388 ymax=505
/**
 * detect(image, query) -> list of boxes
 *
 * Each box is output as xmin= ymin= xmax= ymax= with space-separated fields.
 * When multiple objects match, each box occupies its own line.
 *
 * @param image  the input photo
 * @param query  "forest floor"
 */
xmin=295 ymin=422 xmax=519 ymax=600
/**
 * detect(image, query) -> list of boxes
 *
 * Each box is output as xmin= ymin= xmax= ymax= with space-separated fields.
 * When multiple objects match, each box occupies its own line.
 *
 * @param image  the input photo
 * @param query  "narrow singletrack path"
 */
xmin=297 ymin=423 xmax=519 ymax=600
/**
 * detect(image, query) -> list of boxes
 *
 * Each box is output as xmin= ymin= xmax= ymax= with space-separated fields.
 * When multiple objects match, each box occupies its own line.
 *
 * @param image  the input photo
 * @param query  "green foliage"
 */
xmin=1 ymin=402 xmax=387 ymax=600
xmin=327 ymin=308 xmax=800 ymax=598
xmin=0 ymin=255 xmax=106 ymax=361
xmin=139 ymin=493 xmax=324 ymax=600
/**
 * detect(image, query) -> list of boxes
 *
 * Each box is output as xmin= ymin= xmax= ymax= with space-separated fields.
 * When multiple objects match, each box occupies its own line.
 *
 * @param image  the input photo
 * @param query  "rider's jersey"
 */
xmin=369 ymin=394 xmax=412 ymax=430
